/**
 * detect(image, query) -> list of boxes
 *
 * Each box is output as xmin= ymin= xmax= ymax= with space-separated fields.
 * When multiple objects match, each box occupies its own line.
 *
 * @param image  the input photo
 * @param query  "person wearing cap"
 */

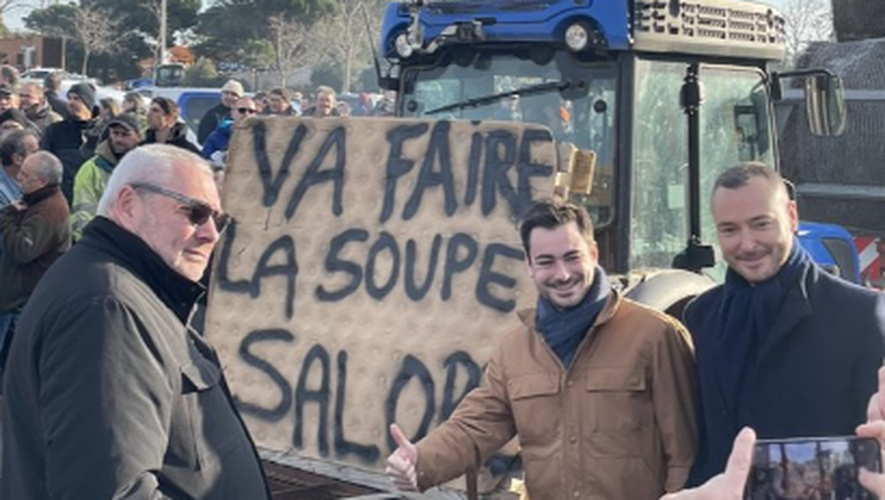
xmin=19 ymin=82 xmax=63 ymax=132
xmin=201 ymin=96 xmax=256 ymax=162
xmin=142 ymin=96 xmax=199 ymax=154
xmin=70 ymin=114 xmax=142 ymax=241
xmin=122 ymin=91 xmax=148 ymax=132
xmin=197 ymin=79 xmax=242 ymax=145
xmin=41 ymin=82 xmax=100 ymax=205
xmin=0 ymin=83 xmax=19 ymax=115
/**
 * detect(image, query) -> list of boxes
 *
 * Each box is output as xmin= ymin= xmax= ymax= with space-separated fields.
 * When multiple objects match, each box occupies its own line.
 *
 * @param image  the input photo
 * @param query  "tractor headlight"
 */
xmin=395 ymin=33 xmax=414 ymax=58
xmin=565 ymin=23 xmax=589 ymax=51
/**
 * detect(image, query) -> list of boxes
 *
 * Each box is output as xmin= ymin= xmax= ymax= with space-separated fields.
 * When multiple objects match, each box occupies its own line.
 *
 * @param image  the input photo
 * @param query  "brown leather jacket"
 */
xmin=0 ymin=184 xmax=70 ymax=311
xmin=415 ymin=290 xmax=698 ymax=500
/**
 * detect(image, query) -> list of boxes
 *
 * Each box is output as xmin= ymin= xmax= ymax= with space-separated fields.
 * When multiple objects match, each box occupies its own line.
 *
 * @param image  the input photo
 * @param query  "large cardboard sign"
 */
xmin=206 ymin=117 xmax=561 ymax=482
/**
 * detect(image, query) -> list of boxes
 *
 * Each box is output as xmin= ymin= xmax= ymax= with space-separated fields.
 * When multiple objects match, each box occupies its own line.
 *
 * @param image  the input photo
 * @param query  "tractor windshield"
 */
xmin=401 ymin=48 xmax=618 ymax=227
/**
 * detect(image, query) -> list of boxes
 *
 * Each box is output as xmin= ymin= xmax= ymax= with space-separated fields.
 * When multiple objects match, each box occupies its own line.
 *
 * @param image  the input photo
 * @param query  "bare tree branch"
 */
xmin=267 ymin=14 xmax=315 ymax=87
xmin=782 ymin=0 xmax=833 ymax=66
xmin=311 ymin=0 xmax=384 ymax=93
xmin=73 ymin=4 xmax=119 ymax=75
xmin=143 ymin=0 xmax=164 ymax=62
xmin=0 ymin=0 xmax=31 ymax=32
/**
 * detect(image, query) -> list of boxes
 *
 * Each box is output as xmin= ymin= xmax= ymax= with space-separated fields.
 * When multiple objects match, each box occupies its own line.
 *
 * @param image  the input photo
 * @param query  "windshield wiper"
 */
xmin=425 ymin=80 xmax=572 ymax=115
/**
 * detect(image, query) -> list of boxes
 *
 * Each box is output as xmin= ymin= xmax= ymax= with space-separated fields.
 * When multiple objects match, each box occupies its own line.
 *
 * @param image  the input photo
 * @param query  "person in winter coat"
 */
xmin=42 ymin=71 xmax=69 ymax=121
xmin=684 ymin=162 xmax=885 ymax=486
xmin=266 ymin=87 xmax=298 ymax=116
xmin=2 ymin=145 xmax=271 ymax=500
xmin=41 ymin=82 xmax=100 ymax=205
xmin=196 ymin=79 xmax=242 ymax=144
xmin=70 ymin=114 xmax=142 ymax=241
xmin=387 ymin=199 xmax=699 ymax=500
xmin=142 ymin=96 xmax=199 ymax=154
xmin=200 ymin=96 xmax=256 ymax=161
xmin=19 ymin=83 xmax=63 ymax=132
xmin=0 ymin=152 xmax=70 ymax=366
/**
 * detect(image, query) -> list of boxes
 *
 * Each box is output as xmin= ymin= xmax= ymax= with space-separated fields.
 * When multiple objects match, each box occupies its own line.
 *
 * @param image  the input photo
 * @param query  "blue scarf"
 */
xmin=717 ymin=238 xmax=812 ymax=416
xmin=536 ymin=267 xmax=611 ymax=368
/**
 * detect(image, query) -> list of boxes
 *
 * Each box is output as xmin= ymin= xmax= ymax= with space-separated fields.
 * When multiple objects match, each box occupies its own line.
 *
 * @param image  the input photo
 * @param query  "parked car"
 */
xmin=21 ymin=67 xmax=65 ymax=86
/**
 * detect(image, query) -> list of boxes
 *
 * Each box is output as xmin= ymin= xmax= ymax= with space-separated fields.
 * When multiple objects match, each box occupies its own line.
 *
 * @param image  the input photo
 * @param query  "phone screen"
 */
xmin=745 ymin=436 xmax=881 ymax=500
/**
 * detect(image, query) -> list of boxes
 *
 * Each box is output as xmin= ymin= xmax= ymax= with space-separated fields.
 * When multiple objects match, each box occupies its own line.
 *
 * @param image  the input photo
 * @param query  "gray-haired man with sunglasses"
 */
xmin=2 ymin=144 xmax=271 ymax=499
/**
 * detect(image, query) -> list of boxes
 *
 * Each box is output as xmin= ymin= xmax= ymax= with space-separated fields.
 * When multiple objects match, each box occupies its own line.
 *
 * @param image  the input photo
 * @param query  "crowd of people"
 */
xmin=195 ymin=80 xmax=394 ymax=176
xmin=0 ymin=62 xmax=881 ymax=500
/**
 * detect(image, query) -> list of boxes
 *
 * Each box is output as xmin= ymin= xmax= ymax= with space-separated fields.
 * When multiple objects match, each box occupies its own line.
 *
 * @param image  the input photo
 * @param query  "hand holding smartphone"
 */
xmin=746 ymin=436 xmax=881 ymax=500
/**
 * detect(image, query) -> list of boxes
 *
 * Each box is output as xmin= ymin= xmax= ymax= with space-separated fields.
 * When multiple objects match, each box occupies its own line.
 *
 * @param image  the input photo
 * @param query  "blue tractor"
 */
xmin=376 ymin=0 xmax=854 ymax=310
xmin=798 ymin=222 xmax=861 ymax=284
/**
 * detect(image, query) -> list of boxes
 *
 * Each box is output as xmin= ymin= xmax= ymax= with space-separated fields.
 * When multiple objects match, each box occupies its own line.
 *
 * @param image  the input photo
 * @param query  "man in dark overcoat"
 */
xmin=685 ymin=162 xmax=885 ymax=485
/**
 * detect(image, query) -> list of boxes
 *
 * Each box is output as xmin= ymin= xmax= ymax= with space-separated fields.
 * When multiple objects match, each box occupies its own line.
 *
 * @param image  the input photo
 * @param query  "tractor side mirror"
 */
xmin=805 ymin=73 xmax=846 ymax=137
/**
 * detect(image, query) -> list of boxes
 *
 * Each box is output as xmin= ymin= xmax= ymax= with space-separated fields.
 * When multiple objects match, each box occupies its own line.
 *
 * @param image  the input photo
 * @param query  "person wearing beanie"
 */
xmin=70 ymin=113 xmax=143 ymax=241
xmin=67 ymin=83 xmax=98 ymax=117
xmin=197 ymin=79 xmax=243 ymax=145
xmin=41 ymin=82 xmax=100 ymax=205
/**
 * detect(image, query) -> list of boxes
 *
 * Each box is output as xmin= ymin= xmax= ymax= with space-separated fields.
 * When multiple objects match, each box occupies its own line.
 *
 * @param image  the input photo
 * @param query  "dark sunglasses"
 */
xmin=237 ymin=107 xmax=257 ymax=115
xmin=130 ymin=182 xmax=231 ymax=233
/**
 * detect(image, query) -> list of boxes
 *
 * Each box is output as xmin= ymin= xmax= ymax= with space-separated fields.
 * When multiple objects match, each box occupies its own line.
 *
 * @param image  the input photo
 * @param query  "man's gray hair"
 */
xmin=29 ymin=151 xmax=63 ymax=185
xmin=97 ymin=145 xmax=213 ymax=217
xmin=0 ymin=129 xmax=39 ymax=166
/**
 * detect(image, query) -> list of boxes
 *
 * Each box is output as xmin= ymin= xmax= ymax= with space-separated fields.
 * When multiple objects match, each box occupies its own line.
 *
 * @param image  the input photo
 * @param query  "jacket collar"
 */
xmin=94 ymin=140 xmax=119 ymax=171
xmin=519 ymin=288 xmax=622 ymax=331
xmin=146 ymin=122 xmax=189 ymax=143
xmin=80 ymin=217 xmax=205 ymax=324
xmin=22 ymin=183 xmax=60 ymax=206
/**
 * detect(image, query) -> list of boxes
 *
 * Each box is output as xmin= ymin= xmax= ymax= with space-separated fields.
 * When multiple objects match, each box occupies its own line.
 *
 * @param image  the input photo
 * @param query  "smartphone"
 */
xmin=745 ymin=436 xmax=881 ymax=500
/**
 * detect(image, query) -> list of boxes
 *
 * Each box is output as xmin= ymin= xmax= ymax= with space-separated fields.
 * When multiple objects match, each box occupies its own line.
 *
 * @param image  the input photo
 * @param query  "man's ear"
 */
xmin=587 ymin=239 xmax=599 ymax=262
xmin=111 ymin=185 xmax=141 ymax=231
xmin=788 ymin=199 xmax=799 ymax=233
